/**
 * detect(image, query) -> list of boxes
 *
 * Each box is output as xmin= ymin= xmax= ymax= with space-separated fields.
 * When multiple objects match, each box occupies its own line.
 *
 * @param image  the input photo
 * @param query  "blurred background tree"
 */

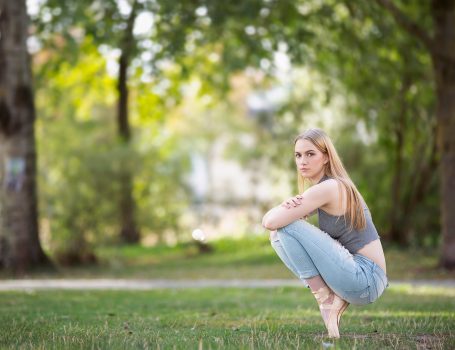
xmin=0 ymin=0 xmax=51 ymax=272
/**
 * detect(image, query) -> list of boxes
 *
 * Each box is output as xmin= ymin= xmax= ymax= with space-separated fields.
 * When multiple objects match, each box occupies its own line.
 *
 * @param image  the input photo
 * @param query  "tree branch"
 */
xmin=374 ymin=0 xmax=434 ymax=53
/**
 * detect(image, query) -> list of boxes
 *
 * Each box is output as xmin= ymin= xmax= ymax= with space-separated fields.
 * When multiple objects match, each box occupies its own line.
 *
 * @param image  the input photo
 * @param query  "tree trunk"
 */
xmin=0 ymin=0 xmax=51 ymax=272
xmin=389 ymin=78 xmax=409 ymax=244
xmin=117 ymin=1 xmax=140 ymax=243
xmin=432 ymin=0 xmax=455 ymax=269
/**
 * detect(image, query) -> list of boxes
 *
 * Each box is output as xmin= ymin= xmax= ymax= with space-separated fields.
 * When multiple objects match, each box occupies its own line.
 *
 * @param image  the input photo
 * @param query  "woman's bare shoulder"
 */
xmin=314 ymin=178 xmax=346 ymax=214
xmin=301 ymin=179 xmax=339 ymax=207
xmin=310 ymin=178 xmax=339 ymax=194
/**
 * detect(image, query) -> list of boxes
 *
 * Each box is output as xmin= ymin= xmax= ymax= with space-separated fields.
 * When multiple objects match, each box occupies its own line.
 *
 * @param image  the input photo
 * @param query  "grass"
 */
xmin=3 ymin=236 xmax=454 ymax=281
xmin=1 ymin=285 xmax=454 ymax=349
xmin=1 ymin=237 xmax=454 ymax=348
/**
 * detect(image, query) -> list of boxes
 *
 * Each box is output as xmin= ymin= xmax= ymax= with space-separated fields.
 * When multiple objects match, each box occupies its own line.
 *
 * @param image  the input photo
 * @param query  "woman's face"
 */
xmin=294 ymin=139 xmax=328 ymax=179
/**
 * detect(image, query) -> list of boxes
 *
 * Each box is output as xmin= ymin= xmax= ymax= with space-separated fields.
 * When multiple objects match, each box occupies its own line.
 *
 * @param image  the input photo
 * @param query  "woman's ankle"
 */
xmin=323 ymin=292 xmax=334 ymax=304
xmin=306 ymin=275 xmax=327 ymax=291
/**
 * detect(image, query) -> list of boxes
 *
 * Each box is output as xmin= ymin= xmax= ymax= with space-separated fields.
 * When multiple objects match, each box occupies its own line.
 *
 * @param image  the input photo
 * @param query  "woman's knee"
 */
xmin=269 ymin=231 xmax=282 ymax=252
xmin=269 ymin=230 xmax=279 ymax=242
xmin=276 ymin=226 xmax=301 ymax=246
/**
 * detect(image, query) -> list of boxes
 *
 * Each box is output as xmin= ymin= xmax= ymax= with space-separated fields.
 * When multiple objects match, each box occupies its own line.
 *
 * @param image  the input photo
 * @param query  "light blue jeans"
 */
xmin=270 ymin=220 xmax=388 ymax=305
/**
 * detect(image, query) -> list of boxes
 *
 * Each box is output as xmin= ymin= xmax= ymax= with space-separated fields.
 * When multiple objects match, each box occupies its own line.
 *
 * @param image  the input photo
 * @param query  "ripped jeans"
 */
xmin=270 ymin=220 xmax=388 ymax=305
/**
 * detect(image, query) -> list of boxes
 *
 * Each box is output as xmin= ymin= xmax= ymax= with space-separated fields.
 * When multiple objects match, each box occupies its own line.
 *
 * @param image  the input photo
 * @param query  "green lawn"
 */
xmin=1 ymin=285 xmax=454 ymax=349
xmin=4 ymin=236 xmax=454 ymax=281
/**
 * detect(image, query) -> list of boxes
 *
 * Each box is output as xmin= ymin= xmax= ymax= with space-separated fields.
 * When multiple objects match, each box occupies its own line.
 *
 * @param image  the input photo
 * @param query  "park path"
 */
xmin=0 ymin=278 xmax=454 ymax=291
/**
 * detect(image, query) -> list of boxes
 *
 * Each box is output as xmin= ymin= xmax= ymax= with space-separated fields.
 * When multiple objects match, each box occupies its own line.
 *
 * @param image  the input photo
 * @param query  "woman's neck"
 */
xmin=309 ymin=172 xmax=326 ymax=185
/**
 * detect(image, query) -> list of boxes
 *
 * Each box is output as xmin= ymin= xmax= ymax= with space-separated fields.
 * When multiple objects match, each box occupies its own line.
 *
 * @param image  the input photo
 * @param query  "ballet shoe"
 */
xmin=337 ymin=300 xmax=350 ymax=328
xmin=312 ymin=286 xmax=349 ymax=338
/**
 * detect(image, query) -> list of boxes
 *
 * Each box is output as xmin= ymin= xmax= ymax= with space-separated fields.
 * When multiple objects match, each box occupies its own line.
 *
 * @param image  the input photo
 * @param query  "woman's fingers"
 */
xmin=291 ymin=196 xmax=303 ymax=206
xmin=290 ymin=198 xmax=300 ymax=206
xmin=280 ymin=195 xmax=303 ymax=209
xmin=280 ymin=201 xmax=291 ymax=209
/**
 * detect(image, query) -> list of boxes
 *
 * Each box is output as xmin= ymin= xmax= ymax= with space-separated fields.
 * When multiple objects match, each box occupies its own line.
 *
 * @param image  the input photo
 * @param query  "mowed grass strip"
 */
xmin=1 ymin=285 xmax=454 ymax=349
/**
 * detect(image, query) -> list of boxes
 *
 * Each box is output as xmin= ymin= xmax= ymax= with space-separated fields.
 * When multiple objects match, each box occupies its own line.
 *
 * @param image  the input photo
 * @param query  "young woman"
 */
xmin=262 ymin=128 xmax=388 ymax=338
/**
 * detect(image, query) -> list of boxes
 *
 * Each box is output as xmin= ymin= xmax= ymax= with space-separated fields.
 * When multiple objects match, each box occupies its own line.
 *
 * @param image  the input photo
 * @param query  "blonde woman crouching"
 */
xmin=262 ymin=128 xmax=388 ymax=338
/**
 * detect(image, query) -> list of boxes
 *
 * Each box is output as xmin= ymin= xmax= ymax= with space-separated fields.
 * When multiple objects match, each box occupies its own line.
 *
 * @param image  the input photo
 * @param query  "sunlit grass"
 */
xmin=1 ymin=285 xmax=454 ymax=349
xmin=1 ymin=236 xmax=454 ymax=281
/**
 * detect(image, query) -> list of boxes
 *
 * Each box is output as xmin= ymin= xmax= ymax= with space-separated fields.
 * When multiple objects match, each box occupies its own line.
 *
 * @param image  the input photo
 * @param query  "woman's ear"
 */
xmin=323 ymin=154 xmax=329 ymax=165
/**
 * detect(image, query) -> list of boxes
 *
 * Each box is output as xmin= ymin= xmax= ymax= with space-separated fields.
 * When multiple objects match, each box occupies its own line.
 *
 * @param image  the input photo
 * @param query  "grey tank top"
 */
xmin=317 ymin=176 xmax=380 ymax=254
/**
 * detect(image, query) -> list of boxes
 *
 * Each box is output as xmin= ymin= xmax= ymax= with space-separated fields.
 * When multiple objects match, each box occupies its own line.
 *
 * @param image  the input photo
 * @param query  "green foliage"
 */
xmin=35 ymin=39 xmax=191 ymax=257
xmin=308 ymin=2 xmax=439 ymax=244
xmin=29 ymin=0 xmax=442 ymax=254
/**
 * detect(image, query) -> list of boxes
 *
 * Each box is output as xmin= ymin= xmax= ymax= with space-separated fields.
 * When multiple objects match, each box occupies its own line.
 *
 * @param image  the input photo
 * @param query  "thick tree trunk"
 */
xmin=432 ymin=0 xmax=455 ymax=269
xmin=117 ymin=1 xmax=140 ymax=243
xmin=0 ymin=0 xmax=51 ymax=272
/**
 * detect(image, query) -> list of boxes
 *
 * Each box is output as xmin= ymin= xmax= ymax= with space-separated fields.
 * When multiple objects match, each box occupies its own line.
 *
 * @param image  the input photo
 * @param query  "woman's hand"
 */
xmin=281 ymin=195 xmax=310 ymax=220
xmin=262 ymin=181 xmax=334 ymax=230
xmin=281 ymin=195 xmax=303 ymax=209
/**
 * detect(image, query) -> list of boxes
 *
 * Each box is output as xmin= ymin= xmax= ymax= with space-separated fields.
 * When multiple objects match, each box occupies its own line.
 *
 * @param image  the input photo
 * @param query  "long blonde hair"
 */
xmin=295 ymin=128 xmax=366 ymax=231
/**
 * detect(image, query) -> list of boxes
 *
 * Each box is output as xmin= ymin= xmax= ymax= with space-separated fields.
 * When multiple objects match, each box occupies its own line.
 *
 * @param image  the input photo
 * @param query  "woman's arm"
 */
xmin=262 ymin=180 xmax=337 ymax=231
xmin=281 ymin=196 xmax=317 ymax=216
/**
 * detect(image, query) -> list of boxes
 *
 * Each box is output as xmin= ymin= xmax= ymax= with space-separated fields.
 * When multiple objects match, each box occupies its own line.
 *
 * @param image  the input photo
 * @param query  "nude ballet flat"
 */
xmin=312 ymin=286 xmax=349 ymax=338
